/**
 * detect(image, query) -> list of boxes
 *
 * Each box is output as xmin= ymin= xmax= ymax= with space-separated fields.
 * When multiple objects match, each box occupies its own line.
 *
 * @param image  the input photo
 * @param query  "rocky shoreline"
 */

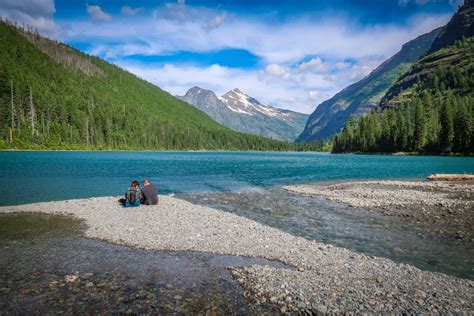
xmin=0 ymin=195 xmax=472 ymax=314
xmin=283 ymin=180 xmax=474 ymax=241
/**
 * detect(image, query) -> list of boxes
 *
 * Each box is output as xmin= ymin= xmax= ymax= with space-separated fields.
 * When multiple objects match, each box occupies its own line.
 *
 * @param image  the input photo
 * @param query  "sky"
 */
xmin=0 ymin=0 xmax=462 ymax=114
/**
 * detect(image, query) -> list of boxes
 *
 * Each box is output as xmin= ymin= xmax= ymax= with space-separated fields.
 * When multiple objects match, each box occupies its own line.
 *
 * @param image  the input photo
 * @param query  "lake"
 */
xmin=1 ymin=151 xmax=473 ymax=279
xmin=0 ymin=151 xmax=472 ymax=205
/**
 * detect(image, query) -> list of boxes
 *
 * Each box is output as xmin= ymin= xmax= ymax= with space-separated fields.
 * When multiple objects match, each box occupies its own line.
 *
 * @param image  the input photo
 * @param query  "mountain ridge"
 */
xmin=297 ymin=27 xmax=441 ymax=142
xmin=0 ymin=20 xmax=296 ymax=151
xmin=332 ymin=1 xmax=473 ymax=154
xmin=427 ymin=0 xmax=474 ymax=54
xmin=381 ymin=0 xmax=474 ymax=107
xmin=178 ymin=86 xmax=308 ymax=141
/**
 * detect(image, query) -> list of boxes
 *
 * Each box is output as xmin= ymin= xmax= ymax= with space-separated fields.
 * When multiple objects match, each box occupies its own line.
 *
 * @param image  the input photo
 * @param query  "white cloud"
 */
xmin=54 ymin=7 xmax=450 ymax=113
xmin=160 ymin=0 xmax=199 ymax=21
xmin=0 ymin=0 xmax=56 ymax=33
xmin=120 ymin=62 xmax=340 ymax=114
xmin=121 ymin=6 xmax=143 ymax=16
xmin=0 ymin=0 xmax=54 ymax=17
xmin=207 ymin=11 xmax=227 ymax=29
xmin=260 ymin=56 xmax=384 ymax=93
xmin=264 ymin=64 xmax=287 ymax=76
xmin=308 ymin=90 xmax=321 ymax=100
xmin=398 ymin=0 xmax=432 ymax=6
xmin=297 ymin=57 xmax=326 ymax=73
xmin=62 ymin=9 xmax=450 ymax=66
xmin=86 ymin=4 xmax=112 ymax=22
xmin=3 ymin=1 xmax=453 ymax=114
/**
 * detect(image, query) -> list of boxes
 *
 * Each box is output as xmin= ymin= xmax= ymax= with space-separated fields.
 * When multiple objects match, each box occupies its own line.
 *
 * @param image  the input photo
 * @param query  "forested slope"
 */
xmin=0 ymin=21 xmax=299 ymax=151
xmin=333 ymin=37 xmax=473 ymax=154
xmin=297 ymin=28 xmax=440 ymax=142
xmin=332 ymin=1 xmax=473 ymax=155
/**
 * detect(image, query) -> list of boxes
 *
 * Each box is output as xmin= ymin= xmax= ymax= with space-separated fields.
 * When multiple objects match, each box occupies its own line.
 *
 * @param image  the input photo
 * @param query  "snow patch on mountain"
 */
xmin=220 ymin=88 xmax=289 ymax=119
xmin=177 ymin=86 xmax=308 ymax=141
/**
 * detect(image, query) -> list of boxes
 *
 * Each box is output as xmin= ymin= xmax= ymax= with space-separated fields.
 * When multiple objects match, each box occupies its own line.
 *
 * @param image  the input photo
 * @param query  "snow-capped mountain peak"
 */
xmin=221 ymin=88 xmax=284 ymax=117
xmin=178 ymin=86 xmax=308 ymax=141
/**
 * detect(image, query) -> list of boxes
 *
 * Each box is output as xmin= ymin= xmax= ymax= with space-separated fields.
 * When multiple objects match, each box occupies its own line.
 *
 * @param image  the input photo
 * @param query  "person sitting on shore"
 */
xmin=124 ymin=180 xmax=142 ymax=207
xmin=141 ymin=179 xmax=159 ymax=205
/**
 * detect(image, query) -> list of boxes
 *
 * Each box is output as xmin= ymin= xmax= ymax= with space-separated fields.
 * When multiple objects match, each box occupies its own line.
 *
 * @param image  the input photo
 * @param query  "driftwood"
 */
xmin=427 ymin=174 xmax=474 ymax=181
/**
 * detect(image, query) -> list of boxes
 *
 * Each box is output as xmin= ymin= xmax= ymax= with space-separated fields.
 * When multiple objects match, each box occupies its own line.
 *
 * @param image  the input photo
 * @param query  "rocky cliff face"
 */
xmin=427 ymin=0 xmax=473 ymax=55
xmin=381 ymin=0 xmax=474 ymax=107
xmin=178 ymin=87 xmax=308 ymax=141
xmin=297 ymin=27 xmax=440 ymax=142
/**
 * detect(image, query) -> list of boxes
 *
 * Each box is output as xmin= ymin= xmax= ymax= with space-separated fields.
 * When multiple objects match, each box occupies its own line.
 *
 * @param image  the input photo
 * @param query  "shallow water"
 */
xmin=0 ymin=151 xmax=473 ymax=284
xmin=0 ymin=213 xmax=284 ymax=314
xmin=1 ymin=151 xmax=473 ymax=205
xmin=180 ymin=188 xmax=474 ymax=280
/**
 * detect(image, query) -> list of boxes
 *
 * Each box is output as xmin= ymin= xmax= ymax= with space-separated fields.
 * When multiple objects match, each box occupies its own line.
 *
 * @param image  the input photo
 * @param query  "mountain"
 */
xmin=332 ymin=1 xmax=473 ymax=154
xmin=426 ymin=0 xmax=474 ymax=55
xmin=178 ymin=87 xmax=308 ymax=141
xmin=0 ymin=20 xmax=296 ymax=151
xmin=381 ymin=0 xmax=474 ymax=107
xmin=297 ymin=27 xmax=441 ymax=142
xmin=332 ymin=37 xmax=473 ymax=154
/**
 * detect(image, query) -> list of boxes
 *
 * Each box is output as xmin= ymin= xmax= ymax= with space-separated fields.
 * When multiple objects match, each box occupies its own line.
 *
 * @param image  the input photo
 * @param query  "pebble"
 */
xmin=65 ymin=275 xmax=78 ymax=283
xmin=1 ymin=193 xmax=473 ymax=314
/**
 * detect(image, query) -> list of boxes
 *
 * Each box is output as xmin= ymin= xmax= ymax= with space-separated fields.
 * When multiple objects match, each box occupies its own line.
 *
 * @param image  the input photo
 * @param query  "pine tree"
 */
xmin=439 ymin=95 xmax=454 ymax=152
xmin=413 ymin=99 xmax=426 ymax=151
xmin=453 ymin=100 xmax=471 ymax=152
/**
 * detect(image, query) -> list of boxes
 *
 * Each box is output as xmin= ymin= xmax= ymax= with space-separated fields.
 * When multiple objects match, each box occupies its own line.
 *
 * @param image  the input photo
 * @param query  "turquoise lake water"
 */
xmin=0 ymin=151 xmax=472 ymax=205
xmin=0 ymin=151 xmax=473 ymax=279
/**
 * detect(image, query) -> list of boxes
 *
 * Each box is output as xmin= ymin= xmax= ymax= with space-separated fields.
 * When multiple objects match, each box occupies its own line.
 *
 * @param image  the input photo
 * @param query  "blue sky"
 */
xmin=0 ymin=0 xmax=461 ymax=113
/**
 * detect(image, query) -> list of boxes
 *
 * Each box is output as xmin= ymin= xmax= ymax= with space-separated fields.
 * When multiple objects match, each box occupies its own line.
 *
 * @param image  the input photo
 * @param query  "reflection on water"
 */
xmin=0 ymin=213 xmax=283 ymax=314
xmin=180 ymin=188 xmax=474 ymax=280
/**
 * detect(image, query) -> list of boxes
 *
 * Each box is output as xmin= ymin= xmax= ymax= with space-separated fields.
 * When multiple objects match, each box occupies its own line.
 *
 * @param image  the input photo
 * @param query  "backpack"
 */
xmin=126 ymin=188 xmax=141 ymax=204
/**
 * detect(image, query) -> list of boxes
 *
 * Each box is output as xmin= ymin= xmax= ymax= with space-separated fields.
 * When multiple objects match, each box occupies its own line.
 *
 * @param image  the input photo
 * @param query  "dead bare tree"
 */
xmin=10 ymin=80 xmax=14 ymax=129
xmin=9 ymin=80 xmax=14 ymax=142
xmin=29 ymin=86 xmax=36 ymax=136
xmin=85 ymin=116 xmax=90 ymax=146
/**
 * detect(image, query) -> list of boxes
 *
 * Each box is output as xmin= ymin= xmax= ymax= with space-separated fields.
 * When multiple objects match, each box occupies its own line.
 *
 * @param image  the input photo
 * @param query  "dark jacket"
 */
xmin=141 ymin=183 xmax=158 ymax=205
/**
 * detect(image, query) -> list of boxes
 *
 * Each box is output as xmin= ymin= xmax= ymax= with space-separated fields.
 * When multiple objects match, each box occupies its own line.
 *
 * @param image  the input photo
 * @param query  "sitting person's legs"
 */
xmin=125 ymin=199 xmax=141 ymax=207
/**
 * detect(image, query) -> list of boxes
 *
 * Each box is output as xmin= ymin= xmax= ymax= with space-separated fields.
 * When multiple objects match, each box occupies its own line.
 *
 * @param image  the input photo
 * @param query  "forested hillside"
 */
xmin=332 ymin=0 xmax=473 ymax=155
xmin=0 ymin=20 xmax=306 ymax=151
xmin=333 ymin=37 xmax=473 ymax=154
xmin=297 ymin=28 xmax=440 ymax=142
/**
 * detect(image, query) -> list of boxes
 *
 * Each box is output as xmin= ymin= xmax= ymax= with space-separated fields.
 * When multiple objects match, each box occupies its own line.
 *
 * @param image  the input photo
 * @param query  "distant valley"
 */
xmin=298 ymin=27 xmax=441 ymax=142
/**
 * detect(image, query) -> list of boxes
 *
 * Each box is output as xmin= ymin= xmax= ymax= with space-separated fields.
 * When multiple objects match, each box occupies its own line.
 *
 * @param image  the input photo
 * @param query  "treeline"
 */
xmin=297 ymin=139 xmax=333 ymax=152
xmin=333 ymin=38 xmax=473 ymax=155
xmin=333 ymin=92 xmax=472 ymax=154
xmin=0 ymin=20 xmax=320 ymax=152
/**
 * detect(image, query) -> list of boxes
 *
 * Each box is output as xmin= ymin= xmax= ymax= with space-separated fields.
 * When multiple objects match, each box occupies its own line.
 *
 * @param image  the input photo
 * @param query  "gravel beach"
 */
xmin=283 ymin=180 xmax=474 ymax=241
xmin=0 ymin=195 xmax=472 ymax=314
